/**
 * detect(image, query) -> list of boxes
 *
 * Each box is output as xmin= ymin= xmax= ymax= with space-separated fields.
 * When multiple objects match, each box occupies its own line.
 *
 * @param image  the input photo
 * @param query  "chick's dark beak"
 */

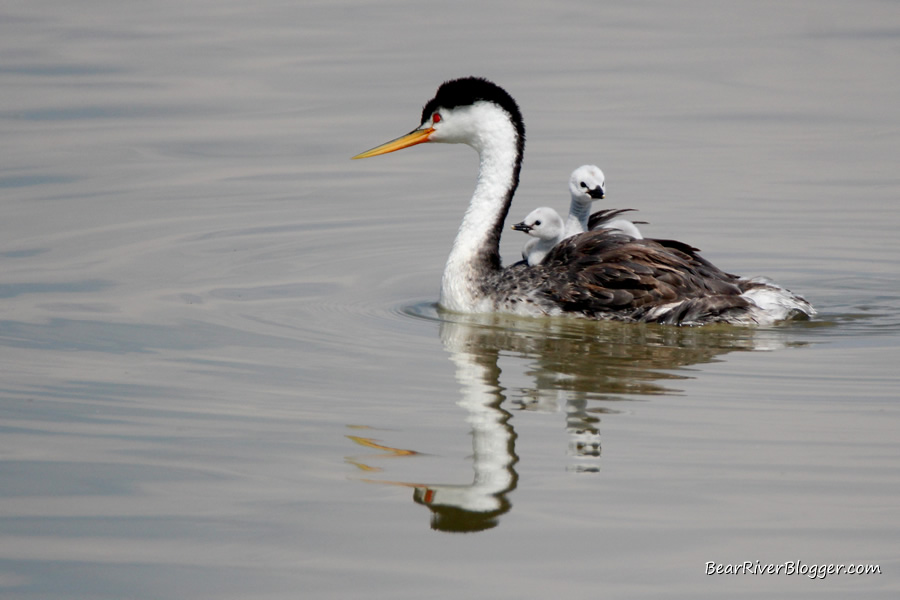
xmin=588 ymin=186 xmax=605 ymax=200
xmin=511 ymin=221 xmax=532 ymax=233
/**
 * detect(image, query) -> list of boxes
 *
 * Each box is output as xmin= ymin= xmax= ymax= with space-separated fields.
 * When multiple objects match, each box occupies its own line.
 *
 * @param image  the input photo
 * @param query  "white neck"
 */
xmin=439 ymin=106 xmax=521 ymax=312
xmin=565 ymin=199 xmax=590 ymax=237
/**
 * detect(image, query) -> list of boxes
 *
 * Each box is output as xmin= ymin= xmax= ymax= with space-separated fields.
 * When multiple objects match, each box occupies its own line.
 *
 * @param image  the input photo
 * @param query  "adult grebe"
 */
xmin=566 ymin=165 xmax=644 ymax=239
xmin=512 ymin=206 xmax=566 ymax=266
xmin=353 ymin=77 xmax=814 ymax=325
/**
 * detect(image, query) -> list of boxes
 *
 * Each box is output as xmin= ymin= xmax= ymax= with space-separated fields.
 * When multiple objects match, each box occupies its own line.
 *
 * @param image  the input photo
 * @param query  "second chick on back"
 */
xmin=511 ymin=206 xmax=565 ymax=266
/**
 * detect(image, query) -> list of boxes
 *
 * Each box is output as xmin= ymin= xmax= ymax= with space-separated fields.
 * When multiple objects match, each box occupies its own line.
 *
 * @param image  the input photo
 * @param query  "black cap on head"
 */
xmin=420 ymin=77 xmax=525 ymax=142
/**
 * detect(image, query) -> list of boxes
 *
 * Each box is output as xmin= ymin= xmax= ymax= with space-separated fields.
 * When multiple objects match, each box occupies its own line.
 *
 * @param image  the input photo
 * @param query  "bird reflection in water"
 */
xmin=347 ymin=309 xmax=805 ymax=533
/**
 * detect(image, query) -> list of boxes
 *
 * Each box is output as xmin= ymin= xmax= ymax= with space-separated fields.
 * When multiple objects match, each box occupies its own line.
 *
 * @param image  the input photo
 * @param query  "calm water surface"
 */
xmin=1 ymin=1 xmax=899 ymax=598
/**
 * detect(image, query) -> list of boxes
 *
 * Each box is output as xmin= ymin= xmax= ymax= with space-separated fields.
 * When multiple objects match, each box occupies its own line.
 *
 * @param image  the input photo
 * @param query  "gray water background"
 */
xmin=1 ymin=1 xmax=899 ymax=598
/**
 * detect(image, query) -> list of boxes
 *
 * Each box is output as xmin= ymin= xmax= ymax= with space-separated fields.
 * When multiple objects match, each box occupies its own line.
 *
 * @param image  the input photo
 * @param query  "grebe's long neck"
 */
xmin=565 ymin=199 xmax=589 ymax=236
xmin=440 ymin=109 xmax=522 ymax=313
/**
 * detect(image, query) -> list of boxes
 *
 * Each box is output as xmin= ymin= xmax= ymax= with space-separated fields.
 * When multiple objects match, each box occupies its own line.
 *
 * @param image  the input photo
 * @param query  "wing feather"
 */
xmin=533 ymin=230 xmax=747 ymax=321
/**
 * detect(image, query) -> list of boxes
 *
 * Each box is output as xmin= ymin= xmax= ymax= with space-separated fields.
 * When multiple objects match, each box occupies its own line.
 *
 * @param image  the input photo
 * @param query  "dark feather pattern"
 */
xmin=587 ymin=208 xmax=642 ymax=230
xmin=496 ymin=229 xmax=757 ymax=323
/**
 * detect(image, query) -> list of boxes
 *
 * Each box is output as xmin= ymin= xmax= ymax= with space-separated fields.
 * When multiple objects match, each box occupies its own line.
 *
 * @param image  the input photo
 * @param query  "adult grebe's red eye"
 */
xmin=432 ymin=113 xmax=441 ymax=123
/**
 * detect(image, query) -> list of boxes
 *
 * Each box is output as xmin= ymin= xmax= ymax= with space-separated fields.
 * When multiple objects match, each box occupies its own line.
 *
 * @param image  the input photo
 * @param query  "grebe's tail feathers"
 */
xmin=738 ymin=278 xmax=816 ymax=324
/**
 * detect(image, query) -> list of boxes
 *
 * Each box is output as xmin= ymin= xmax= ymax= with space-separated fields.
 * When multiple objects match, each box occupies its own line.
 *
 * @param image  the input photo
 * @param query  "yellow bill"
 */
xmin=352 ymin=126 xmax=435 ymax=159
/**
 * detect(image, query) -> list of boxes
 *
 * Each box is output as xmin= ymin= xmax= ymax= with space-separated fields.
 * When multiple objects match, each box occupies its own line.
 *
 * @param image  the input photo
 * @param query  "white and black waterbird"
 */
xmin=565 ymin=165 xmax=644 ymax=239
xmin=512 ymin=206 xmax=566 ymax=266
xmin=564 ymin=165 xmax=606 ymax=236
xmin=353 ymin=77 xmax=814 ymax=325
